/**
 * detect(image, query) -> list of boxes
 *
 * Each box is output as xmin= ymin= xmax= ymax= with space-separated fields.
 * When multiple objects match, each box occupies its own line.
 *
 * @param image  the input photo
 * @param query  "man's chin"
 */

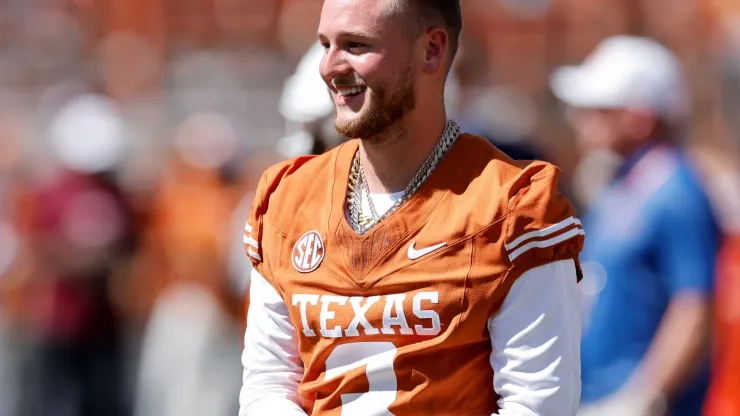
xmin=333 ymin=121 xmax=359 ymax=139
xmin=333 ymin=107 xmax=394 ymax=140
xmin=333 ymin=112 xmax=365 ymax=137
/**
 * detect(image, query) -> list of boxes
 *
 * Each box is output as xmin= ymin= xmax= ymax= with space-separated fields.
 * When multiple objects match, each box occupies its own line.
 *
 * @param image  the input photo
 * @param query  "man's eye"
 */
xmin=347 ymin=42 xmax=366 ymax=51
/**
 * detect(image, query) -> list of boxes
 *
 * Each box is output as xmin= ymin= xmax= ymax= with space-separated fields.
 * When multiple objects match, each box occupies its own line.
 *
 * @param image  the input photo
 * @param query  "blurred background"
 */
xmin=0 ymin=0 xmax=738 ymax=415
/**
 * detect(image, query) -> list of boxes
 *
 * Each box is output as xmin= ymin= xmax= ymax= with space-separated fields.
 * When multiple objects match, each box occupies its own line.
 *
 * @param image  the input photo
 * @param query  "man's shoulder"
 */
xmin=260 ymin=146 xmax=340 ymax=192
xmin=243 ymin=144 xmax=349 ymax=275
xmin=251 ymin=143 xmax=347 ymax=218
xmin=453 ymin=133 xmax=583 ymax=271
xmin=451 ymin=133 xmax=566 ymax=216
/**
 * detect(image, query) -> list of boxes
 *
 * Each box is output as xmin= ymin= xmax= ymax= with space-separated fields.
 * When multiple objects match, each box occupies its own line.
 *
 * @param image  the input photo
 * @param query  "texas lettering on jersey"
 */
xmin=244 ymin=134 xmax=584 ymax=415
xmin=292 ymin=291 xmax=441 ymax=338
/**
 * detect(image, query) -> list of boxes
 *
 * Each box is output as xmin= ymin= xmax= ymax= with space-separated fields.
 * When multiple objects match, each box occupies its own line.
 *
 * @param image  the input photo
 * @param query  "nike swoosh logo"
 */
xmin=407 ymin=242 xmax=447 ymax=260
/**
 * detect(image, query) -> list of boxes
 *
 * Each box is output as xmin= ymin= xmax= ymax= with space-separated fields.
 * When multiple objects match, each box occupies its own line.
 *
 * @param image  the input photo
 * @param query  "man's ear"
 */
xmin=422 ymin=27 xmax=449 ymax=74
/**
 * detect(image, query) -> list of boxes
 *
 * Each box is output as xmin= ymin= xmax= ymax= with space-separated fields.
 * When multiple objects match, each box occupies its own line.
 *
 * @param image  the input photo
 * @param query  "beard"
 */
xmin=331 ymin=64 xmax=416 ymax=141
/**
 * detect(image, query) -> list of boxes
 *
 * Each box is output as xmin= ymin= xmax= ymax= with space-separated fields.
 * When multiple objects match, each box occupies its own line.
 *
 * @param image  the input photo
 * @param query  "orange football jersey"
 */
xmin=244 ymin=134 xmax=584 ymax=415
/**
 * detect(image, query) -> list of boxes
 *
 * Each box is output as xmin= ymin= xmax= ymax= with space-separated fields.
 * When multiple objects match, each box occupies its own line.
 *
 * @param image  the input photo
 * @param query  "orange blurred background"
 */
xmin=0 ymin=1 xmax=737 ymax=415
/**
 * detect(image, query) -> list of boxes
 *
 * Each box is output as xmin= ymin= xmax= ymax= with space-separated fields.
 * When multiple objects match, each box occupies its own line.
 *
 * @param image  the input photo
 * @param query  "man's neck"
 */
xmin=359 ymin=109 xmax=447 ymax=194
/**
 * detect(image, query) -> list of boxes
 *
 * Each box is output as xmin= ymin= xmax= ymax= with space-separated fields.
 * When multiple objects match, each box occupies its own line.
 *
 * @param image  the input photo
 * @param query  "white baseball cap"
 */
xmin=279 ymin=42 xmax=334 ymax=124
xmin=550 ymin=35 xmax=690 ymax=120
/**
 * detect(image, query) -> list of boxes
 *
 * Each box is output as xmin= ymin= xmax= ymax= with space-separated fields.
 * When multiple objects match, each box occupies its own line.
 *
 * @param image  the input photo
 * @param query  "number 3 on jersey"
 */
xmin=324 ymin=342 xmax=398 ymax=415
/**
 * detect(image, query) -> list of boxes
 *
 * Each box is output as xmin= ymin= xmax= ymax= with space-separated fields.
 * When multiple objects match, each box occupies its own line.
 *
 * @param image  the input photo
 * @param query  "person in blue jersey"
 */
xmin=550 ymin=35 xmax=720 ymax=416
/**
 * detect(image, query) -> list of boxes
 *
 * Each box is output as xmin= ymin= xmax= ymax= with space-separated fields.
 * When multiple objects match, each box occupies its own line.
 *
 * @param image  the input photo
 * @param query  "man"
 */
xmin=239 ymin=0 xmax=584 ymax=414
xmin=550 ymin=36 xmax=719 ymax=416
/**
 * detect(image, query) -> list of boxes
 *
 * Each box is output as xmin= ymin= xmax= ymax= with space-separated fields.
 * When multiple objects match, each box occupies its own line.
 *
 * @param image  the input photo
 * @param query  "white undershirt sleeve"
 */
xmin=239 ymin=268 xmax=308 ymax=416
xmin=489 ymin=259 xmax=582 ymax=416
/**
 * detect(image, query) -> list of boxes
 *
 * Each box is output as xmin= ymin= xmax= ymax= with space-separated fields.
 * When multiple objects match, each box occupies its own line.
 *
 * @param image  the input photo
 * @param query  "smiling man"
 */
xmin=238 ymin=1 xmax=584 ymax=415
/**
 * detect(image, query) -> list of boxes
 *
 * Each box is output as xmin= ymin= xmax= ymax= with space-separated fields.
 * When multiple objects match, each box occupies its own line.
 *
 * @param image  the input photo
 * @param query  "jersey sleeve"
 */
xmin=243 ymin=157 xmax=313 ymax=294
xmin=244 ymin=171 xmax=270 ymax=279
xmin=503 ymin=163 xmax=585 ymax=281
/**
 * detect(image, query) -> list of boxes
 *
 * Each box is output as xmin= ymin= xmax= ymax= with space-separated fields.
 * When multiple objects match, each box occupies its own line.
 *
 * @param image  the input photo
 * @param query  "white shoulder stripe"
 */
xmin=245 ymin=223 xmax=253 ymax=233
xmin=508 ymin=227 xmax=585 ymax=262
xmin=243 ymin=234 xmax=259 ymax=249
xmin=248 ymin=247 xmax=262 ymax=261
xmin=505 ymin=216 xmax=582 ymax=251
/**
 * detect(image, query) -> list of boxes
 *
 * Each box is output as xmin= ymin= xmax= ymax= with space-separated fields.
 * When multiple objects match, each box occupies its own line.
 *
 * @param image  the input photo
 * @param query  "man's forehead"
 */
xmin=319 ymin=0 xmax=394 ymax=36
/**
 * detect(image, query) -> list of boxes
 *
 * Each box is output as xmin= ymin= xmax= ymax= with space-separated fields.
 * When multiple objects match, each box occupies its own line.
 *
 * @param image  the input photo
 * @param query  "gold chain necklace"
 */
xmin=346 ymin=120 xmax=461 ymax=235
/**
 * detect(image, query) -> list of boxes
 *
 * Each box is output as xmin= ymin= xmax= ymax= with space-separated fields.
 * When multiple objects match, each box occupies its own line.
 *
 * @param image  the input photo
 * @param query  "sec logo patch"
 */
xmin=292 ymin=230 xmax=325 ymax=273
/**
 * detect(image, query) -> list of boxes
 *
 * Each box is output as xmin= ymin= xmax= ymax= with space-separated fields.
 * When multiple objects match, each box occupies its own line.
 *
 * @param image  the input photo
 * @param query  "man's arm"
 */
xmin=489 ymin=259 xmax=582 ymax=416
xmin=627 ymin=292 xmax=711 ymax=403
xmin=239 ymin=268 xmax=307 ymax=416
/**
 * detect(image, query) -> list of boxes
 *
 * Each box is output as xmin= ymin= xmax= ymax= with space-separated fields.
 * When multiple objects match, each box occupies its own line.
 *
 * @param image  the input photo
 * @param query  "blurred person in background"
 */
xmin=702 ymin=9 xmax=740 ymax=414
xmin=550 ymin=35 xmax=720 ymax=416
xmin=18 ymin=93 xmax=135 ymax=416
xmin=704 ymin=217 xmax=740 ymax=416
xmin=0 ymin=110 xmax=25 ymax=416
xmin=127 ymin=112 xmax=246 ymax=416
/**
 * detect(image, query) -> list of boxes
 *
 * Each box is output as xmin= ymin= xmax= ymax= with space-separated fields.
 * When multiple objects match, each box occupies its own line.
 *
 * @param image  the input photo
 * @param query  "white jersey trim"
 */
xmin=505 ymin=216 xmax=582 ymax=252
xmin=507 ymin=227 xmax=585 ymax=262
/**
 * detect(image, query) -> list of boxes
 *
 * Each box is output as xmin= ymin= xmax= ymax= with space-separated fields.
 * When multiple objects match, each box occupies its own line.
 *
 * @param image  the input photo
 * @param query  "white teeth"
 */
xmin=338 ymin=86 xmax=366 ymax=96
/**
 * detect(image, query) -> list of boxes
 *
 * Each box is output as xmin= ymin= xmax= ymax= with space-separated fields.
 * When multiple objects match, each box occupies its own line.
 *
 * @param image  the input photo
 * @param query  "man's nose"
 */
xmin=320 ymin=46 xmax=352 ymax=85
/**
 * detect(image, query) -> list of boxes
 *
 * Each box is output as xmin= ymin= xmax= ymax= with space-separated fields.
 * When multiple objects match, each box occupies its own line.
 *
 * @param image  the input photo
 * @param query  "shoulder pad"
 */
xmin=504 ymin=162 xmax=584 ymax=279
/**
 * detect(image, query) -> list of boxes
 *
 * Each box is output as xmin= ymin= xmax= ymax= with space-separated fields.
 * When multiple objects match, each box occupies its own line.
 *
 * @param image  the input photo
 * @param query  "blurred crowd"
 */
xmin=0 ymin=0 xmax=738 ymax=415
